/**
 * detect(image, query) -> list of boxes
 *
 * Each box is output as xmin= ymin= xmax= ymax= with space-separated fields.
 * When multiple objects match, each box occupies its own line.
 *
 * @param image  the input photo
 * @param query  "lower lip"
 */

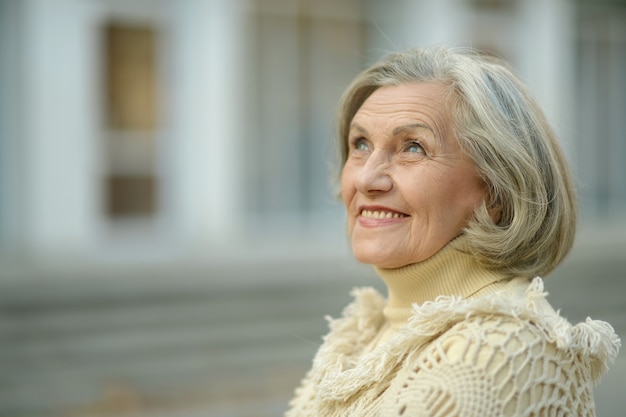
xmin=358 ymin=215 xmax=408 ymax=227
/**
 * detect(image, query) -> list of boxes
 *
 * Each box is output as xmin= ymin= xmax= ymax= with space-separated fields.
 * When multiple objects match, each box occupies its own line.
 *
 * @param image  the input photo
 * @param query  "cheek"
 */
xmin=410 ymin=167 xmax=486 ymax=223
xmin=340 ymin=165 xmax=354 ymax=208
xmin=445 ymin=176 xmax=487 ymax=218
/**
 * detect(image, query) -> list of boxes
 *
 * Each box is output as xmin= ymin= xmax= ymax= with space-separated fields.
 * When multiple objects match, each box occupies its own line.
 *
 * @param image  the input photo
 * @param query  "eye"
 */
xmin=404 ymin=141 xmax=425 ymax=154
xmin=351 ymin=137 xmax=369 ymax=151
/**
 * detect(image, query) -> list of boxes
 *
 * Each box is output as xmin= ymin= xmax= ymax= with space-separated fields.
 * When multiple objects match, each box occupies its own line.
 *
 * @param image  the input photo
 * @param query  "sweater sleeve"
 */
xmin=380 ymin=314 xmax=596 ymax=417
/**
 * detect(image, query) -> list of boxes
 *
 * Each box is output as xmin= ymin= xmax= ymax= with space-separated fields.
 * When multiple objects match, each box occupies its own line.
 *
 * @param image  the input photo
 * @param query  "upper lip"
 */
xmin=358 ymin=205 xmax=409 ymax=216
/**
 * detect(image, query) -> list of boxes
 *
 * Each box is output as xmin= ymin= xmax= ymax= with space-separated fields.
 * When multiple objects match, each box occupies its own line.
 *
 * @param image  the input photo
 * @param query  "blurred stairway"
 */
xmin=1 ymin=235 xmax=625 ymax=417
xmin=0 ymin=258 xmax=378 ymax=417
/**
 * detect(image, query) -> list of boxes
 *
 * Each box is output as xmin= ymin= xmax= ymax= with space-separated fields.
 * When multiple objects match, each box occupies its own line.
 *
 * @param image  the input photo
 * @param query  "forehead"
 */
xmin=352 ymin=82 xmax=450 ymax=129
xmin=355 ymin=82 xmax=447 ymax=117
xmin=350 ymin=82 xmax=451 ymax=144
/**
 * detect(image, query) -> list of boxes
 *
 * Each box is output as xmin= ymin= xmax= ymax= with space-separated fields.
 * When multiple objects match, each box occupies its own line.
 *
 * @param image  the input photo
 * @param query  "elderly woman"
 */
xmin=285 ymin=47 xmax=620 ymax=417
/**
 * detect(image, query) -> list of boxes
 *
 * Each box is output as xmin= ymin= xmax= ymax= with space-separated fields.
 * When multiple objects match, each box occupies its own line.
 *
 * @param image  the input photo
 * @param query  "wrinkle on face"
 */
xmin=341 ymin=82 xmax=487 ymax=268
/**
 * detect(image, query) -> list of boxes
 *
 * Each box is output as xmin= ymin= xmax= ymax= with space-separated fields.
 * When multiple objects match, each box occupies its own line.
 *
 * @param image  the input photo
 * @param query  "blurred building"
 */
xmin=0 ymin=0 xmax=625 ymax=416
xmin=1 ymin=0 xmax=624 ymax=264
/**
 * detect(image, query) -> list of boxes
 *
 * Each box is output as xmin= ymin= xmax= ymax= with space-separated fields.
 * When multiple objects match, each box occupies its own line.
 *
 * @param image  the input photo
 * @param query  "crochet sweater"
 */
xmin=285 ymin=239 xmax=620 ymax=417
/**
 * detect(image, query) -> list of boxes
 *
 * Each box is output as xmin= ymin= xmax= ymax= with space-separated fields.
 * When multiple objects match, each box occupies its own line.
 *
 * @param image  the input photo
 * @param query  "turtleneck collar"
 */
xmin=374 ymin=237 xmax=510 ymax=327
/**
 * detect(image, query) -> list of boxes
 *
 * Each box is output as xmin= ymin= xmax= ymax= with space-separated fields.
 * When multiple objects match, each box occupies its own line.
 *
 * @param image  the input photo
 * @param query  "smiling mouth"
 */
xmin=360 ymin=210 xmax=408 ymax=219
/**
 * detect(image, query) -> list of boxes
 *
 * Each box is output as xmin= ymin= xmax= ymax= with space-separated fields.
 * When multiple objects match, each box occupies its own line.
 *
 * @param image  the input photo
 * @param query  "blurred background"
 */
xmin=0 ymin=0 xmax=625 ymax=416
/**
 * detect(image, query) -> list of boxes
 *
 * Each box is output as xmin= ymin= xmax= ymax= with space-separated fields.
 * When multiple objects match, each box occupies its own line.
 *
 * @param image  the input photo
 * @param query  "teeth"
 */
xmin=361 ymin=210 xmax=405 ymax=219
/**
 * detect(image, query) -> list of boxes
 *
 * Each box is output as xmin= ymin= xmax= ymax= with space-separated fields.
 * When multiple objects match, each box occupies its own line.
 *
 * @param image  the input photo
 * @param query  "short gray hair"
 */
xmin=336 ymin=47 xmax=576 ymax=277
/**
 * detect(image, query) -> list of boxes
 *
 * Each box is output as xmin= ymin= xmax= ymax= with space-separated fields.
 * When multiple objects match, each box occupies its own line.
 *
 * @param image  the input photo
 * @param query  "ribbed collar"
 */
xmin=374 ymin=237 xmax=509 ymax=327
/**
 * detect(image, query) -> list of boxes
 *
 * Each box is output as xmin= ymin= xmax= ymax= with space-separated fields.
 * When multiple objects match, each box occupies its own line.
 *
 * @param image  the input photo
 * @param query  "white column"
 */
xmin=20 ymin=0 xmax=101 ymax=257
xmin=515 ymin=0 xmax=576 ymax=149
xmin=162 ymin=0 xmax=245 ymax=249
xmin=0 ymin=0 xmax=24 ymax=252
xmin=366 ymin=0 xmax=468 ymax=56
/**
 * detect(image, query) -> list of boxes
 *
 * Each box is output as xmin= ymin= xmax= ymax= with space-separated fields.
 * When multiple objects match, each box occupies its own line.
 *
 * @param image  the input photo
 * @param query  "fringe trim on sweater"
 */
xmin=310 ymin=277 xmax=620 ymax=404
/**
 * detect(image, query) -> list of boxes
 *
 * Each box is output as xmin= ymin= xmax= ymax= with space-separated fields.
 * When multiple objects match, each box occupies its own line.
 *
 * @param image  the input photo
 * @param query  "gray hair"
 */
xmin=336 ymin=47 xmax=577 ymax=277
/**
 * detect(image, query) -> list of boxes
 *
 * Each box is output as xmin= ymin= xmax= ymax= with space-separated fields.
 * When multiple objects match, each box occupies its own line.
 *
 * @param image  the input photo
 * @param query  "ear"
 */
xmin=488 ymin=203 xmax=502 ymax=225
xmin=482 ymin=180 xmax=502 ymax=224
xmin=485 ymin=193 xmax=503 ymax=224
xmin=484 ymin=184 xmax=502 ymax=224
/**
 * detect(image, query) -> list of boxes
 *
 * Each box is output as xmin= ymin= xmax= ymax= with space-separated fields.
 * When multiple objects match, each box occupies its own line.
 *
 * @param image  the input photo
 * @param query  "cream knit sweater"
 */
xmin=285 ymin=239 xmax=620 ymax=417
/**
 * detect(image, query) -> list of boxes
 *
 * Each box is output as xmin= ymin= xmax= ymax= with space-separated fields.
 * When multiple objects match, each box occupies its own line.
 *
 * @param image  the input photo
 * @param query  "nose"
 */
xmin=354 ymin=152 xmax=393 ymax=195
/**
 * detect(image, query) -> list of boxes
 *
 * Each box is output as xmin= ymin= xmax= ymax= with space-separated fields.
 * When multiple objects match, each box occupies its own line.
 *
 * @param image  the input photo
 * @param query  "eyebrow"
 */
xmin=349 ymin=122 xmax=369 ymax=136
xmin=350 ymin=122 xmax=438 ymax=143
xmin=392 ymin=123 xmax=436 ymax=139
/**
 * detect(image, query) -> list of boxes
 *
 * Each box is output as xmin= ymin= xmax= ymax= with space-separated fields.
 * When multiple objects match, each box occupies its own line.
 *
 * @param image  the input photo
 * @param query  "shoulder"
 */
xmin=383 ymin=315 xmax=579 ymax=416
xmin=403 ymin=276 xmax=619 ymax=376
xmin=380 ymin=277 xmax=620 ymax=417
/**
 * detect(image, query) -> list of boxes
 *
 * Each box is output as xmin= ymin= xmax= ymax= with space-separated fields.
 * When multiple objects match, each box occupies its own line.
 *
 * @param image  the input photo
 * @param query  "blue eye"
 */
xmin=353 ymin=138 xmax=369 ymax=151
xmin=405 ymin=141 xmax=424 ymax=153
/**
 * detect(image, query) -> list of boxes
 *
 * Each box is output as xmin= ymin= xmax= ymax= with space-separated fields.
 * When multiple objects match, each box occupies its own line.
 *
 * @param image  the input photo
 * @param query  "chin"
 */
xmin=353 ymin=248 xmax=403 ymax=268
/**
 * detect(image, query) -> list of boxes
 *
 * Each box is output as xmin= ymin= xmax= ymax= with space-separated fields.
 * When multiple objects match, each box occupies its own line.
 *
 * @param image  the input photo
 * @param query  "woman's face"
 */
xmin=341 ymin=82 xmax=487 ymax=269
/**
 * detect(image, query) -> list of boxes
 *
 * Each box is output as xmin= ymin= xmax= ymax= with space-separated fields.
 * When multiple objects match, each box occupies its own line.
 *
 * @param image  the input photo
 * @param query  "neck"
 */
xmin=374 ymin=237 xmax=510 ymax=326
